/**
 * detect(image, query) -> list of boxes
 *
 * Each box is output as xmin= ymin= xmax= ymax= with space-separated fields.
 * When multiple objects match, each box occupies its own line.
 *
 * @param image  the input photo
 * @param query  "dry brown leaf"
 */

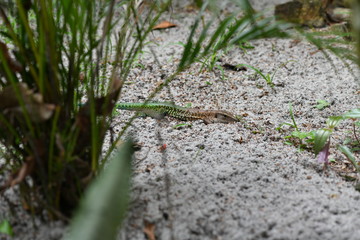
xmin=0 ymin=156 xmax=35 ymax=192
xmin=0 ymin=83 xmax=55 ymax=122
xmin=143 ymin=220 xmax=156 ymax=240
xmin=0 ymin=41 xmax=22 ymax=72
xmin=78 ymin=76 xmax=122 ymax=119
xmin=0 ymin=83 xmax=29 ymax=109
xmin=10 ymin=156 xmax=35 ymax=187
xmin=15 ymin=102 xmax=55 ymax=123
xmin=152 ymin=21 xmax=177 ymax=30
xmin=110 ymin=76 xmax=123 ymax=92
xmin=159 ymin=144 xmax=167 ymax=152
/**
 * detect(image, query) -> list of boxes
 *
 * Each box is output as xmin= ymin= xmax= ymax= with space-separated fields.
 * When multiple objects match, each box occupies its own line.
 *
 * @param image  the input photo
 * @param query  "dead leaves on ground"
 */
xmin=152 ymin=21 xmax=177 ymax=30
xmin=143 ymin=220 xmax=156 ymax=240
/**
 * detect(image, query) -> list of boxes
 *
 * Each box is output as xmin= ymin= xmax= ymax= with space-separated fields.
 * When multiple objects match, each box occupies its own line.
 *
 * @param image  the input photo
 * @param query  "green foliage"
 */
xmin=276 ymin=103 xmax=298 ymax=131
xmin=343 ymin=108 xmax=360 ymax=118
xmin=298 ymin=25 xmax=357 ymax=78
xmin=283 ymin=130 xmax=315 ymax=150
xmin=173 ymin=123 xmax=192 ymax=129
xmin=326 ymin=116 xmax=344 ymax=128
xmin=289 ymin=131 xmax=315 ymax=142
xmin=240 ymin=60 xmax=296 ymax=88
xmin=312 ymin=116 xmax=344 ymax=156
xmin=178 ymin=0 xmax=289 ymax=74
xmin=0 ymin=220 xmax=13 ymax=237
xmin=338 ymin=145 xmax=360 ymax=173
xmin=240 ymin=64 xmax=275 ymax=88
xmin=314 ymin=129 xmax=332 ymax=155
xmin=315 ymin=99 xmax=330 ymax=110
xmin=277 ymin=103 xmax=315 ymax=150
xmin=66 ymin=140 xmax=134 ymax=240
xmin=294 ymin=3 xmax=360 ymax=170
xmin=312 ymin=111 xmax=360 ymax=170
xmin=280 ymin=105 xmax=359 ymax=168
xmin=314 ymin=112 xmax=359 ymax=156
xmin=237 ymin=41 xmax=255 ymax=53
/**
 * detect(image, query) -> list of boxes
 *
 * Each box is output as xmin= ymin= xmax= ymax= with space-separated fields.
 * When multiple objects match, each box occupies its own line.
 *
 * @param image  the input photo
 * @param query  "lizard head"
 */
xmin=212 ymin=111 xmax=239 ymax=124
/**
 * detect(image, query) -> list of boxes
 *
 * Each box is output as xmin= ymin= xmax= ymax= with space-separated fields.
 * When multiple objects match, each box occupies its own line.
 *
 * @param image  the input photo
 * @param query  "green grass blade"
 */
xmin=202 ymin=15 xmax=234 ymax=55
xmin=178 ymin=1 xmax=208 ymax=70
xmin=288 ymin=103 xmax=298 ymax=131
xmin=338 ymin=145 xmax=360 ymax=173
xmin=236 ymin=0 xmax=256 ymax=15
xmin=66 ymin=140 xmax=134 ymax=240
xmin=189 ymin=21 xmax=213 ymax=63
xmin=238 ymin=63 xmax=268 ymax=82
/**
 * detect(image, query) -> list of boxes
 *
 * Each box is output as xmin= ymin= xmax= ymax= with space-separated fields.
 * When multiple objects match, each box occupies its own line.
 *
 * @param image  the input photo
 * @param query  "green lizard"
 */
xmin=116 ymin=102 xmax=239 ymax=124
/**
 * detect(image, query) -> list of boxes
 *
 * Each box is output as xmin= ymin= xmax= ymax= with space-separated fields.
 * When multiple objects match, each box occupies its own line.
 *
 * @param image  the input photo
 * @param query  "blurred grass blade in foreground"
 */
xmin=66 ymin=140 xmax=134 ymax=240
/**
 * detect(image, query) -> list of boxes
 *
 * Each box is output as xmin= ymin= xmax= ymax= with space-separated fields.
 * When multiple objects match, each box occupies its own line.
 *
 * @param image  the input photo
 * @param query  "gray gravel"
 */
xmin=2 ymin=1 xmax=360 ymax=240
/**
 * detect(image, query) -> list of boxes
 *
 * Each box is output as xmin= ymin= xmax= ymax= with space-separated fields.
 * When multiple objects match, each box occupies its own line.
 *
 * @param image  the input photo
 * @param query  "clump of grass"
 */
xmin=179 ymin=1 xmax=289 ymax=80
xmin=315 ymin=99 xmax=331 ymax=110
xmin=315 ymin=109 xmax=360 ymax=168
xmin=0 ymin=0 xmax=169 ymax=219
xmin=277 ymin=103 xmax=315 ymax=151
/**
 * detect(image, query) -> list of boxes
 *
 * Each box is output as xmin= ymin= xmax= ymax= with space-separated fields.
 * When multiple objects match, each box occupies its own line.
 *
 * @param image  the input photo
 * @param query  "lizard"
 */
xmin=115 ymin=102 xmax=239 ymax=124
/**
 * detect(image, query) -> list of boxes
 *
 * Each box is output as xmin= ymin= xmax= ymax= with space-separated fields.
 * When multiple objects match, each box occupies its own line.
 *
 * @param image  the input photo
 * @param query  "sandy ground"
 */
xmin=2 ymin=1 xmax=360 ymax=239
